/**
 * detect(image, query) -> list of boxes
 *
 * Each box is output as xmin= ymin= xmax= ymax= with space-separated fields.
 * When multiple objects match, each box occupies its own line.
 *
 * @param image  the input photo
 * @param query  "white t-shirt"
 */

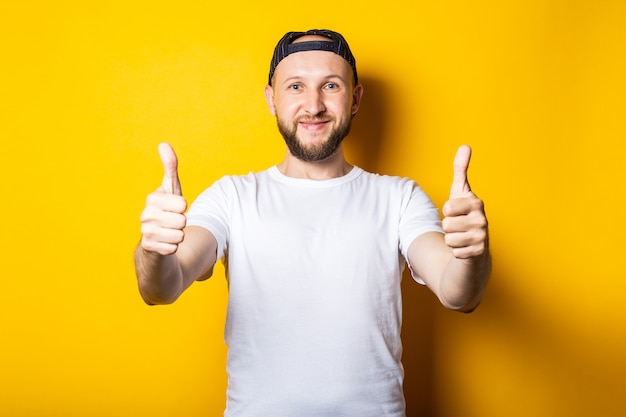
xmin=187 ymin=166 xmax=443 ymax=417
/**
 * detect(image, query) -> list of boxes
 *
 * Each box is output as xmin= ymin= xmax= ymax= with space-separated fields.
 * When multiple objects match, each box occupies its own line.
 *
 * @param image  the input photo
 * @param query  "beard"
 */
xmin=277 ymin=114 xmax=352 ymax=162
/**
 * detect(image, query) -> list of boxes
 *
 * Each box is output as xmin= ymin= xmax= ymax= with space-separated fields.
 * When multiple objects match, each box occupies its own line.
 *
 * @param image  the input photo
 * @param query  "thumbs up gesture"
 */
xmin=158 ymin=142 xmax=183 ymax=196
xmin=139 ymin=143 xmax=188 ymax=255
xmin=442 ymin=145 xmax=489 ymax=259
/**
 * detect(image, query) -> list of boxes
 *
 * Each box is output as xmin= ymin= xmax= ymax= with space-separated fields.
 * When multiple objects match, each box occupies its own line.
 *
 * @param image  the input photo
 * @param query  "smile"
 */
xmin=298 ymin=119 xmax=330 ymax=131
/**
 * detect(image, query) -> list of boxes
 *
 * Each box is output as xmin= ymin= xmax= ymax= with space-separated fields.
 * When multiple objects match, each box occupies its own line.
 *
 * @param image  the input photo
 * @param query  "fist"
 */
xmin=441 ymin=145 xmax=489 ymax=259
xmin=139 ymin=143 xmax=187 ymax=255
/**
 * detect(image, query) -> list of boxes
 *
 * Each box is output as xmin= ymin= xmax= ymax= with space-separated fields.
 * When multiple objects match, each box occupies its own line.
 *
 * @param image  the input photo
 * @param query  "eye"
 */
xmin=325 ymin=83 xmax=338 ymax=90
xmin=289 ymin=84 xmax=302 ymax=91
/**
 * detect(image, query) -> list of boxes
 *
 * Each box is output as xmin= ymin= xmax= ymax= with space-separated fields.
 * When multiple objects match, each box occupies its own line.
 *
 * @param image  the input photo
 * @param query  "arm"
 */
xmin=409 ymin=231 xmax=490 ymax=313
xmin=135 ymin=226 xmax=218 ymax=305
xmin=134 ymin=143 xmax=218 ymax=305
xmin=408 ymin=145 xmax=491 ymax=312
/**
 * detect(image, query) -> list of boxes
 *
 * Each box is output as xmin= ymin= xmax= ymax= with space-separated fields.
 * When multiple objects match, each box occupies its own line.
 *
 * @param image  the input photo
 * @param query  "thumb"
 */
xmin=158 ymin=142 xmax=182 ymax=196
xmin=449 ymin=145 xmax=472 ymax=199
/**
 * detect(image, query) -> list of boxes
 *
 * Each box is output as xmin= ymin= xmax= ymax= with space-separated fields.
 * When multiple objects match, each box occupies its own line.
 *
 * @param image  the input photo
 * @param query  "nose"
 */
xmin=303 ymin=89 xmax=326 ymax=115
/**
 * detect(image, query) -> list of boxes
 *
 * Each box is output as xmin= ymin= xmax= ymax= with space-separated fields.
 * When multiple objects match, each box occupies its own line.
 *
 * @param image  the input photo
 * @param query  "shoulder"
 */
xmin=356 ymin=169 xmax=439 ymax=215
xmin=202 ymin=167 xmax=274 ymax=192
xmin=356 ymin=168 xmax=421 ymax=194
xmin=356 ymin=167 xmax=412 ymax=183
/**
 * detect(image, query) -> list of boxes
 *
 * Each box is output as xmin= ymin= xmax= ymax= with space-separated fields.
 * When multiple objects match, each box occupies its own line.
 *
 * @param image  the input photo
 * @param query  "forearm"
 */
xmin=134 ymin=245 xmax=185 ymax=305
xmin=439 ymin=250 xmax=491 ymax=313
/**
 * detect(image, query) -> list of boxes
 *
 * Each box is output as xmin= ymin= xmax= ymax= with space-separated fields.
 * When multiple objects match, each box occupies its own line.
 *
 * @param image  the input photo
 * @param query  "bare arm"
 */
xmin=135 ymin=226 xmax=218 ymax=305
xmin=409 ymin=232 xmax=490 ymax=312
xmin=134 ymin=143 xmax=218 ymax=305
xmin=408 ymin=146 xmax=491 ymax=312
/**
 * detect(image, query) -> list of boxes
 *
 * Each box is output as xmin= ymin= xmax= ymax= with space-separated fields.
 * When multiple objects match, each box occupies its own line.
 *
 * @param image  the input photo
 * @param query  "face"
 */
xmin=265 ymin=37 xmax=363 ymax=162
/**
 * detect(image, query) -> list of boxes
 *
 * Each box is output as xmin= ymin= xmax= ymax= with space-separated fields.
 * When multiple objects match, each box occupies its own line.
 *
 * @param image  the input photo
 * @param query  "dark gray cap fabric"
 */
xmin=268 ymin=29 xmax=358 ymax=86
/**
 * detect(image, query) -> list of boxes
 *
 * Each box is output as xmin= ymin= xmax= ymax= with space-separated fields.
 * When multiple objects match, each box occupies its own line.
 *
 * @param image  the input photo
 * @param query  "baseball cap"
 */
xmin=268 ymin=29 xmax=358 ymax=86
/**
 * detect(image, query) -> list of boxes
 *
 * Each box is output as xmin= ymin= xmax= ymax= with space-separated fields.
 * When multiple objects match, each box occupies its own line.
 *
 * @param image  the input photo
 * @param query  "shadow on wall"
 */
xmin=345 ymin=75 xmax=440 ymax=417
xmin=344 ymin=75 xmax=386 ymax=173
xmin=466 ymin=261 xmax=626 ymax=417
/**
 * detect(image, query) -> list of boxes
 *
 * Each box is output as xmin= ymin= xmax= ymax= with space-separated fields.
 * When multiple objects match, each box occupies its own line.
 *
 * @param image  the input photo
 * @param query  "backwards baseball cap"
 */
xmin=268 ymin=29 xmax=358 ymax=86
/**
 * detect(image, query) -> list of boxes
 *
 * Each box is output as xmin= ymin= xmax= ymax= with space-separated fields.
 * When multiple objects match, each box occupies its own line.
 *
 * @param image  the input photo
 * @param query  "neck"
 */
xmin=277 ymin=147 xmax=353 ymax=180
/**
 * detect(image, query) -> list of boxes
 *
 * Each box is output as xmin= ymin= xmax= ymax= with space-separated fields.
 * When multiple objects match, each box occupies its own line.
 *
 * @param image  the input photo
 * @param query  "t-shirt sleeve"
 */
xmin=186 ymin=176 xmax=232 ymax=262
xmin=398 ymin=181 xmax=444 ymax=284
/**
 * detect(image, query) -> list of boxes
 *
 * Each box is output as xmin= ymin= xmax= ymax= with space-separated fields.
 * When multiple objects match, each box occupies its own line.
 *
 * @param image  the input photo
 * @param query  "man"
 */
xmin=135 ymin=29 xmax=490 ymax=417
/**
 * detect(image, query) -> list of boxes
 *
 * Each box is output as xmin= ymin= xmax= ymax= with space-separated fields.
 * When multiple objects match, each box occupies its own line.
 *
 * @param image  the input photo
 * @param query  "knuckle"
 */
xmin=173 ymin=229 xmax=185 ymax=244
xmin=140 ymin=236 xmax=158 ymax=252
xmin=145 ymin=192 xmax=160 ymax=206
xmin=139 ymin=205 xmax=154 ymax=222
xmin=441 ymin=217 xmax=451 ymax=232
xmin=444 ymin=233 xmax=456 ymax=247
xmin=442 ymin=203 xmax=451 ymax=217
xmin=179 ymin=197 xmax=188 ymax=213
xmin=473 ymin=247 xmax=486 ymax=257
xmin=478 ymin=217 xmax=488 ymax=229
xmin=167 ymin=213 xmax=186 ymax=230
xmin=452 ymin=247 xmax=469 ymax=259
xmin=168 ymin=196 xmax=187 ymax=214
xmin=161 ymin=244 xmax=178 ymax=256
xmin=178 ymin=214 xmax=188 ymax=229
xmin=140 ymin=222 xmax=156 ymax=237
xmin=168 ymin=195 xmax=187 ymax=213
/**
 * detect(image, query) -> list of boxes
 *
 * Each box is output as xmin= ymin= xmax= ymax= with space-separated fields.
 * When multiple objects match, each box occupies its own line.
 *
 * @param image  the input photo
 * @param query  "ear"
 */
xmin=351 ymin=83 xmax=364 ymax=115
xmin=264 ymin=85 xmax=277 ymax=116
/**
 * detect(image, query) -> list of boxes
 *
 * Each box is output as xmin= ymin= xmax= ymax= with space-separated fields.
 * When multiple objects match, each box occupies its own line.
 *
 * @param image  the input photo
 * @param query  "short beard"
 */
xmin=277 ymin=116 xmax=352 ymax=162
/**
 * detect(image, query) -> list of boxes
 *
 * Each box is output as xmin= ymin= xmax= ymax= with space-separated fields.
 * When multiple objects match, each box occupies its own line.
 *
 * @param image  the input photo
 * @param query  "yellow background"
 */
xmin=1 ymin=1 xmax=625 ymax=416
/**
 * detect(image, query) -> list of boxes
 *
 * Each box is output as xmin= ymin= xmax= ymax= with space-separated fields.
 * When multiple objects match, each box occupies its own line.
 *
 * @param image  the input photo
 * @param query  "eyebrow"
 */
xmin=279 ymin=74 xmax=348 ymax=87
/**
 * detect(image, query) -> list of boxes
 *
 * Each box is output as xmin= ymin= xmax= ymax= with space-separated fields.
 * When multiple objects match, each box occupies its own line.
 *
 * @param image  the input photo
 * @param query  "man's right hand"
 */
xmin=139 ymin=143 xmax=187 ymax=256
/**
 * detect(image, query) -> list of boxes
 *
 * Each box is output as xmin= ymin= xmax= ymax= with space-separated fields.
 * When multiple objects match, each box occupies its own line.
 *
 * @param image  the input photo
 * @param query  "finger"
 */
xmin=442 ymin=198 xmax=469 ymax=218
xmin=141 ymin=225 xmax=185 ymax=246
xmin=140 ymin=207 xmax=187 ymax=230
xmin=450 ymin=145 xmax=472 ymax=199
xmin=442 ymin=195 xmax=484 ymax=218
xmin=145 ymin=192 xmax=187 ymax=215
xmin=158 ymin=142 xmax=182 ymax=196
xmin=141 ymin=237 xmax=183 ymax=256
xmin=444 ymin=232 xmax=488 ymax=259
xmin=442 ymin=209 xmax=487 ymax=234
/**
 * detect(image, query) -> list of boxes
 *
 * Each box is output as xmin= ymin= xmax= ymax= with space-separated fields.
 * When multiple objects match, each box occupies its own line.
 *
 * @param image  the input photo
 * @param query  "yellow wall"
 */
xmin=1 ymin=1 xmax=625 ymax=416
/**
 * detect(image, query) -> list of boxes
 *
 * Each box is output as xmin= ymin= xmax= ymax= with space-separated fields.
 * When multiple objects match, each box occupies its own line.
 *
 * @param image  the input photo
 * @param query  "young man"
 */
xmin=135 ymin=29 xmax=490 ymax=417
